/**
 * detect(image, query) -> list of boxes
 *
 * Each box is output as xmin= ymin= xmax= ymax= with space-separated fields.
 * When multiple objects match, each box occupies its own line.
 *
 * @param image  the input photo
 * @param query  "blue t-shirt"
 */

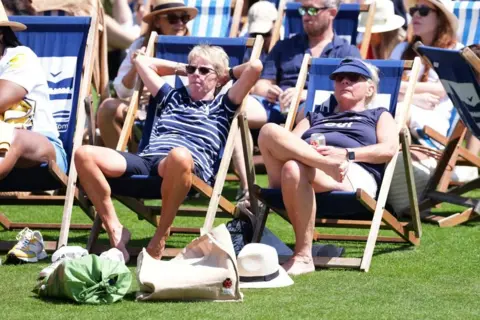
xmin=302 ymin=107 xmax=388 ymax=185
xmin=262 ymin=33 xmax=361 ymax=91
xmin=139 ymin=83 xmax=239 ymax=184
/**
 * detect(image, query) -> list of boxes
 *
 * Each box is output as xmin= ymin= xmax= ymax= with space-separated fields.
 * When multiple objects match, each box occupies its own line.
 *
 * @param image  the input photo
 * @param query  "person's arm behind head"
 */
xmin=134 ymin=55 xmax=180 ymax=97
xmin=227 ymin=59 xmax=263 ymax=106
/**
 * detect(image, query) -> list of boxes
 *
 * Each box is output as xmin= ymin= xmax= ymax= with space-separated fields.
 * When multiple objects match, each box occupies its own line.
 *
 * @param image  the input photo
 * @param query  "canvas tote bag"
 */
xmin=136 ymin=224 xmax=243 ymax=302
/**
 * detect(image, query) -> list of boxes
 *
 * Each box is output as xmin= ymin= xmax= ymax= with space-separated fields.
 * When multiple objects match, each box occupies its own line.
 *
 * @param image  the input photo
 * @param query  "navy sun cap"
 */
xmin=329 ymin=58 xmax=372 ymax=80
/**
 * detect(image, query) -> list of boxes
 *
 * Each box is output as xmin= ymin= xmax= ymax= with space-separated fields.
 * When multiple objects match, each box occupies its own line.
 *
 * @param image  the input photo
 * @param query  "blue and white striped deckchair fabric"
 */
xmin=283 ymin=2 xmax=361 ymax=45
xmin=454 ymin=1 xmax=480 ymax=46
xmin=416 ymin=45 xmax=480 ymax=138
xmin=108 ymin=36 xmax=249 ymax=198
xmin=0 ymin=16 xmax=90 ymax=191
xmin=186 ymin=0 xmax=234 ymax=37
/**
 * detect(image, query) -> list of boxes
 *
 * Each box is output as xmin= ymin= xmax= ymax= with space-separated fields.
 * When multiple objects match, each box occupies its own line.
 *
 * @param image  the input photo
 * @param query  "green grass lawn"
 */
xmin=0 ymin=176 xmax=479 ymax=319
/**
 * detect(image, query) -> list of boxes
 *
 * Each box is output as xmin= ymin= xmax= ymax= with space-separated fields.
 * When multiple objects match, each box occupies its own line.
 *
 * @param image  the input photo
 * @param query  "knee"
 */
xmin=281 ymin=160 xmax=302 ymax=183
xmin=97 ymin=99 xmax=124 ymax=123
xmin=258 ymin=123 xmax=280 ymax=149
xmin=163 ymin=147 xmax=193 ymax=173
xmin=74 ymin=145 xmax=95 ymax=169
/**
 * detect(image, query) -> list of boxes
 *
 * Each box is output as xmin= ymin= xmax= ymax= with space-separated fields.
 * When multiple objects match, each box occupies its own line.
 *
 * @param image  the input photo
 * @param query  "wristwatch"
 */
xmin=346 ymin=148 xmax=355 ymax=161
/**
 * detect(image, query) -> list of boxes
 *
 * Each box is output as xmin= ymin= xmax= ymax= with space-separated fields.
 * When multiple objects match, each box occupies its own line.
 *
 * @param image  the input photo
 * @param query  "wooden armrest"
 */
xmin=423 ymin=126 xmax=448 ymax=146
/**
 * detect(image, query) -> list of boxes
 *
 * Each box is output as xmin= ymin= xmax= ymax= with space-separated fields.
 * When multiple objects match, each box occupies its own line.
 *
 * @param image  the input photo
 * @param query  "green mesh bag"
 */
xmin=35 ymin=254 xmax=132 ymax=304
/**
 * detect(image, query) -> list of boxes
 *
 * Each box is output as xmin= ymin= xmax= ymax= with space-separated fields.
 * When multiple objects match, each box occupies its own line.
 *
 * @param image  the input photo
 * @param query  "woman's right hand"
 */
xmin=412 ymin=92 xmax=440 ymax=110
xmin=266 ymin=85 xmax=283 ymax=103
xmin=130 ymin=46 xmax=147 ymax=64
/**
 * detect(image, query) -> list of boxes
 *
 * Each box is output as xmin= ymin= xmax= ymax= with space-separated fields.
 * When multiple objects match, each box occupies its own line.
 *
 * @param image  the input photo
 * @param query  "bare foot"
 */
xmin=321 ymin=158 xmax=349 ymax=182
xmin=282 ymin=255 xmax=315 ymax=276
xmin=110 ymin=227 xmax=131 ymax=263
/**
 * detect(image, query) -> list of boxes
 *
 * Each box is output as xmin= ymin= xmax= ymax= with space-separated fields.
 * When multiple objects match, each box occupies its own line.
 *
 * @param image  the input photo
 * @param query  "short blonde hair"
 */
xmin=363 ymin=61 xmax=379 ymax=106
xmin=188 ymin=44 xmax=229 ymax=78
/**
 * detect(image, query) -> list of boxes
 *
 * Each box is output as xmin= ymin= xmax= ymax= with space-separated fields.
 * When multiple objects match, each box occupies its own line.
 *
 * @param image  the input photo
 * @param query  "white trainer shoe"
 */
xmin=6 ymin=227 xmax=48 ymax=263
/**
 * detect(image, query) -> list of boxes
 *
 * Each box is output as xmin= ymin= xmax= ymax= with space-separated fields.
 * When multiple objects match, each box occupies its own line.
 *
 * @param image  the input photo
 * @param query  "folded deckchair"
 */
xmin=249 ymin=56 xmax=422 ymax=272
xmin=186 ymin=0 xmax=243 ymax=37
xmin=85 ymin=34 xmax=263 ymax=256
xmin=410 ymin=43 xmax=480 ymax=227
xmin=270 ymin=2 xmax=375 ymax=58
xmin=0 ymin=15 xmax=97 ymax=251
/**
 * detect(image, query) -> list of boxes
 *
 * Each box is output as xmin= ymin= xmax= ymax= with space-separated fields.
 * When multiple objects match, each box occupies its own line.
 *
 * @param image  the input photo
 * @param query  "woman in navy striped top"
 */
xmin=75 ymin=45 xmax=262 ymax=263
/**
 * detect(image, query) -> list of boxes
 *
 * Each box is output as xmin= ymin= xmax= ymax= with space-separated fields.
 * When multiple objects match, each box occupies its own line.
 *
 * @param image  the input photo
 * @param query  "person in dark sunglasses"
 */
xmin=75 ymin=45 xmax=262 ymax=263
xmin=98 ymin=0 xmax=198 ymax=150
xmin=390 ymin=0 xmax=463 ymax=150
xmin=257 ymin=58 xmax=397 ymax=276
xmin=231 ymin=0 xmax=361 ymax=206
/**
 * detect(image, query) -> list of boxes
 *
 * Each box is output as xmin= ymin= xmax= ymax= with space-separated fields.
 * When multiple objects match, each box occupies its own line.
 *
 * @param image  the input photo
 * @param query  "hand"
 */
xmin=322 ymin=156 xmax=349 ymax=182
xmin=279 ymin=87 xmax=297 ymax=113
xmin=412 ymin=92 xmax=440 ymax=110
xmin=266 ymin=85 xmax=283 ymax=103
xmin=130 ymin=46 xmax=146 ymax=64
xmin=313 ymin=145 xmax=348 ymax=160
xmin=139 ymin=86 xmax=150 ymax=105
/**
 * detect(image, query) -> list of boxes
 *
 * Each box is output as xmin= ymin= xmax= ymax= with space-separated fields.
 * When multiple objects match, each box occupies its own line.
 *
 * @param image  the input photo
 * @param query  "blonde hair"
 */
xmin=188 ymin=44 xmax=229 ymax=78
xmin=363 ymin=61 xmax=380 ymax=106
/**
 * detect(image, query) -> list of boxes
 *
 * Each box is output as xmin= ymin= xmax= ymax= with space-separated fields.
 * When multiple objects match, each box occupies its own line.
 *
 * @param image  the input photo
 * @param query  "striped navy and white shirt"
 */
xmin=139 ymin=83 xmax=239 ymax=184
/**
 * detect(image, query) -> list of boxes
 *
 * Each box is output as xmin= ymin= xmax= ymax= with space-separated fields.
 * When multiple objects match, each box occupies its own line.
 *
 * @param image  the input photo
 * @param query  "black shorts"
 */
xmin=117 ymin=151 xmax=165 ymax=177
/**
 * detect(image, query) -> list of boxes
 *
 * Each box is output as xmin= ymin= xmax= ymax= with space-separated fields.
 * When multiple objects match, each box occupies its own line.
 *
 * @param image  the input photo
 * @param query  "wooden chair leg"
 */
xmin=86 ymin=215 xmax=103 ymax=252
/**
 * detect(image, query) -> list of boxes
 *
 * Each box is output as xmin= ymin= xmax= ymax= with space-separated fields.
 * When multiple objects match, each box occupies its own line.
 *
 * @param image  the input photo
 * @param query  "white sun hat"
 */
xmin=358 ymin=0 xmax=405 ymax=34
xmin=238 ymin=243 xmax=293 ymax=289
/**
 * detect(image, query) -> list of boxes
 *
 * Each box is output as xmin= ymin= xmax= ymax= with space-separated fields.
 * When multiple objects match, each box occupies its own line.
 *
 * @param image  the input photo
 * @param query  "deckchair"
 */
xmin=85 ymin=34 xmax=263 ymax=256
xmin=0 ymin=15 xmax=97 ymax=251
xmin=186 ymin=0 xmax=243 ymax=37
xmin=454 ymin=1 xmax=480 ymax=46
xmin=408 ymin=43 xmax=480 ymax=227
xmin=270 ymin=2 xmax=375 ymax=58
xmin=248 ymin=56 xmax=422 ymax=272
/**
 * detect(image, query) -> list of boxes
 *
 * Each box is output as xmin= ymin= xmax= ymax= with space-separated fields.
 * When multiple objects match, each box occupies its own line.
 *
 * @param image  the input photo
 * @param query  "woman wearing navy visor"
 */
xmin=258 ymin=58 xmax=398 ymax=276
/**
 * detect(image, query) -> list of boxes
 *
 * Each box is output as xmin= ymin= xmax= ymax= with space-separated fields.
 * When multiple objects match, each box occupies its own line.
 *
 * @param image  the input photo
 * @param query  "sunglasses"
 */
xmin=298 ymin=6 xmax=328 ymax=17
xmin=162 ymin=14 xmax=190 ymax=25
xmin=333 ymin=73 xmax=365 ymax=83
xmin=185 ymin=65 xmax=216 ymax=76
xmin=409 ymin=5 xmax=436 ymax=17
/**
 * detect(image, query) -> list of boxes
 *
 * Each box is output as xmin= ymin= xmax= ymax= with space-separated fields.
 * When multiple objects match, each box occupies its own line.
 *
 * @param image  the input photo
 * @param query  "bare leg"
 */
xmin=75 ymin=145 xmax=132 ymax=261
xmin=146 ymin=147 xmax=195 ymax=260
xmin=97 ymin=98 xmax=129 ymax=149
xmin=231 ymin=96 xmax=268 ymax=192
xmin=280 ymin=160 xmax=353 ymax=276
xmin=258 ymin=123 xmax=348 ymax=184
xmin=0 ymin=129 xmax=56 ymax=180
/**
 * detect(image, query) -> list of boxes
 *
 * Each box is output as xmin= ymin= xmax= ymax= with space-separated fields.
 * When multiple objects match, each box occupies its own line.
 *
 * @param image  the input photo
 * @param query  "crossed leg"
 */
xmin=258 ymin=123 xmax=352 ymax=275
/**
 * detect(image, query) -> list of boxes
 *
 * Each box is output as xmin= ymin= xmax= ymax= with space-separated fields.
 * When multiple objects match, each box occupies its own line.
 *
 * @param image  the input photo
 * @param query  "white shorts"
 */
xmin=345 ymin=162 xmax=378 ymax=199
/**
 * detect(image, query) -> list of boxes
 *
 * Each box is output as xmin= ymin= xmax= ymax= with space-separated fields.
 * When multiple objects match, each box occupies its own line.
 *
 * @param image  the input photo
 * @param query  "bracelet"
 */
xmin=229 ymin=68 xmax=237 ymax=81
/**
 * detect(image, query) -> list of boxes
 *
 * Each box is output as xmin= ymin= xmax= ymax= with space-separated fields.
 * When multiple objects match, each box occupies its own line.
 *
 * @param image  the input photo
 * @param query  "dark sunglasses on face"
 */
xmin=298 ymin=6 xmax=328 ymax=17
xmin=164 ymin=13 xmax=190 ymax=25
xmin=185 ymin=65 xmax=216 ymax=75
xmin=333 ymin=73 xmax=365 ymax=83
xmin=409 ymin=5 xmax=436 ymax=17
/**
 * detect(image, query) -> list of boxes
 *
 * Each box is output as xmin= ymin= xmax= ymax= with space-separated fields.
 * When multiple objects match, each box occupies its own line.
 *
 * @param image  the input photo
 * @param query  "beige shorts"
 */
xmin=345 ymin=162 xmax=378 ymax=199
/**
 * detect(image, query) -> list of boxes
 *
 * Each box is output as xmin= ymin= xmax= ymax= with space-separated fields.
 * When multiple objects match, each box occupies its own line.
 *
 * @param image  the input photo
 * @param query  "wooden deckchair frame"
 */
xmin=0 ymin=11 xmax=99 ymax=252
xmin=405 ymin=44 xmax=480 ymax=227
xmin=248 ymin=55 xmax=422 ymax=272
xmin=269 ymin=1 xmax=376 ymax=59
xmin=85 ymin=34 xmax=263 ymax=256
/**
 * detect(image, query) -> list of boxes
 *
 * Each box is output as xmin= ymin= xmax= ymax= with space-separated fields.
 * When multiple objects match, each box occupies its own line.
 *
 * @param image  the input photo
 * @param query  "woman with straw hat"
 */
xmin=97 ymin=0 xmax=198 ymax=150
xmin=0 ymin=3 xmax=67 ymax=180
xmin=358 ymin=0 xmax=406 ymax=59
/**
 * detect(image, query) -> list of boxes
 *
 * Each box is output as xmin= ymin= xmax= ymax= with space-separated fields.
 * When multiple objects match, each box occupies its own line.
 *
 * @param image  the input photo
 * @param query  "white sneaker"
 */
xmin=6 ymin=227 xmax=48 ymax=263
xmin=38 ymin=246 xmax=89 ymax=279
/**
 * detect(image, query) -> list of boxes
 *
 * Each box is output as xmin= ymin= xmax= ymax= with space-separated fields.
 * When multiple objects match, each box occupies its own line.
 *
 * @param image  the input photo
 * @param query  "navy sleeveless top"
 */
xmin=302 ymin=105 xmax=389 ymax=186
